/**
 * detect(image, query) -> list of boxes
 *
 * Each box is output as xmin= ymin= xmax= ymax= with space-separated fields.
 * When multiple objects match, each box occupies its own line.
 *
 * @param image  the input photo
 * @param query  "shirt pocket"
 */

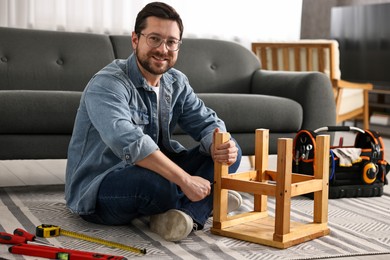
xmin=129 ymin=109 xmax=149 ymax=129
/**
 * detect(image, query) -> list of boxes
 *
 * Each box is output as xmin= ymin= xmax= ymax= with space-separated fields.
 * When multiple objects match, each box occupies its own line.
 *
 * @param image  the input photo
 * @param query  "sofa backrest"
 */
xmin=109 ymin=36 xmax=261 ymax=94
xmin=1 ymin=27 xmax=261 ymax=94
xmin=0 ymin=27 xmax=264 ymax=112
xmin=0 ymin=27 xmax=115 ymax=92
xmin=176 ymin=38 xmax=260 ymax=93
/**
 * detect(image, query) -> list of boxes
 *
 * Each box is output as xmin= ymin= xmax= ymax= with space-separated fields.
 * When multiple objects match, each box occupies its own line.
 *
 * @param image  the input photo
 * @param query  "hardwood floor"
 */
xmin=0 ymin=159 xmax=66 ymax=187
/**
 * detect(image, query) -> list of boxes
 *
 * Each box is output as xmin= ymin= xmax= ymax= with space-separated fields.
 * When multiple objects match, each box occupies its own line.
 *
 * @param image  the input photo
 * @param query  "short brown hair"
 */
xmin=134 ymin=2 xmax=184 ymax=39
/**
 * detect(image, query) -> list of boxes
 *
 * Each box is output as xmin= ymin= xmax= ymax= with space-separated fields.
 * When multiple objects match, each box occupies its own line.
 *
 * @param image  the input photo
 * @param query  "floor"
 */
xmin=2 ymin=131 xmax=389 ymax=187
xmin=1 ymin=131 xmax=389 ymax=260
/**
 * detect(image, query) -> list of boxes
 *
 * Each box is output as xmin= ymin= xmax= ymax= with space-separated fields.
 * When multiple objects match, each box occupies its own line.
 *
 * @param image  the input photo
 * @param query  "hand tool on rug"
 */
xmin=36 ymin=224 xmax=147 ymax=255
xmin=9 ymin=243 xmax=127 ymax=260
xmin=1 ymin=229 xmax=56 ymax=247
xmin=13 ymin=228 xmax=53 ymax=245
xmin=1 ymin=230 xmax=51 ymax=246
xmin=0 ymin=232 xmax=27 ymax=244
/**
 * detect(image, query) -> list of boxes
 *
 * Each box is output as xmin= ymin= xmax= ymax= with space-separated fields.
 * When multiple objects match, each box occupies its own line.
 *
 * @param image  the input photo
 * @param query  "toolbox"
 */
xmin=293 ymin=126 xmax=389 ymax=199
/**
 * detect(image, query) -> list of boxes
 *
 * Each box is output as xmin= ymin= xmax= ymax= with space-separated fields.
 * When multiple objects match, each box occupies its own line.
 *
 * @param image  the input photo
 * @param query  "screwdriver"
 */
xmin=13 ymin=228 xmax=52 ymax=245
xmin=0 ymin=232 xmax=26 ymax=244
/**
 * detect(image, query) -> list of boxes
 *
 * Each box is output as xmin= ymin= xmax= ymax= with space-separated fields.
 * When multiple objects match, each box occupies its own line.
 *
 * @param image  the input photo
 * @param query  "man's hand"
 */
xmin=179 ymin=175 xmax=212 ymax=202
xmin=136 ymin=150 xmax=212 ymax=202
xmin=211 ymin=128 xmax=239 ymax=166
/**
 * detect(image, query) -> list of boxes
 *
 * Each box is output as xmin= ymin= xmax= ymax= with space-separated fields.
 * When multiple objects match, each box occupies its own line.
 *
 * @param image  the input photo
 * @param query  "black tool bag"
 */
xmin=292 ymin=126 xmax=389 ymax=199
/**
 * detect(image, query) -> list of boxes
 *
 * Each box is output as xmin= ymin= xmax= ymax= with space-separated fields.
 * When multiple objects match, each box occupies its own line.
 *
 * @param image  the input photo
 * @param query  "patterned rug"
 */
xmin=1 ymin=185 xmax=390 ymax=260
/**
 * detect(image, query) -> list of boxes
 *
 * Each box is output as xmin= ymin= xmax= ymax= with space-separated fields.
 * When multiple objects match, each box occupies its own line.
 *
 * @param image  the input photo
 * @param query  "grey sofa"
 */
xmin=0 ymin=27 xmax=336 ymax=159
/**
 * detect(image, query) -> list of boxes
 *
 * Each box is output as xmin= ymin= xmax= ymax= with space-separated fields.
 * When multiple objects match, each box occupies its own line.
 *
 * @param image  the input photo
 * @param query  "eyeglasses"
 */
xmin=140 ymin=33 xmax=182 ymax=51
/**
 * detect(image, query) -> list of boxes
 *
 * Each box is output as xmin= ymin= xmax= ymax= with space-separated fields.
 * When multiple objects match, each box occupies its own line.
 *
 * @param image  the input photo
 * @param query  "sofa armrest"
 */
xmin=251 ymin=70 xmax=336 ymax=130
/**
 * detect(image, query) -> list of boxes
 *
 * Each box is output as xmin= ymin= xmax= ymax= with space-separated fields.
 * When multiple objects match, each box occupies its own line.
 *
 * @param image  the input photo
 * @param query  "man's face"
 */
xmin=132 ymin=17 xmax=181 ymax=79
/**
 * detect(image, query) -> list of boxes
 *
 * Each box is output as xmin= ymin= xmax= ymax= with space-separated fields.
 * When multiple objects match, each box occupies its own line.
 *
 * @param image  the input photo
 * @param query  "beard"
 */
xmin=135 ymin=48 xmax=175 ymax=76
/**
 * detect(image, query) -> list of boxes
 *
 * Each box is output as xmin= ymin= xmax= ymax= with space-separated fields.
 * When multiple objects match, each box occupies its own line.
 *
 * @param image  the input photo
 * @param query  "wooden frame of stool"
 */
xmin=211 ymin=129 xmax=330 ymax=249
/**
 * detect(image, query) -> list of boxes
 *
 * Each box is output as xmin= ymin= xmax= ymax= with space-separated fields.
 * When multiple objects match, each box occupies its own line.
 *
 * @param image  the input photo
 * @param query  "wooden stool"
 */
xmin=211 ymin=129 xmax=330 ymax=249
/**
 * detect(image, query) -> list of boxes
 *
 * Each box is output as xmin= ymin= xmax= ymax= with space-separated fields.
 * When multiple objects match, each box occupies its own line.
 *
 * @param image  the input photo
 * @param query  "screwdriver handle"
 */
xmin=14 ymin=228 xmax=35 ymax=241
xmin=13 ymin=228 xmax=53 ymax=246
xmin=0 ymin=232 xmax=27 ymax=244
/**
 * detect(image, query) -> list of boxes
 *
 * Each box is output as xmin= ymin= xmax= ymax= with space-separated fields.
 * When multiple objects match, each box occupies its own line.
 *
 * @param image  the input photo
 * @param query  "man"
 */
xmin=65 ymin=2 xmax=242 ymax=242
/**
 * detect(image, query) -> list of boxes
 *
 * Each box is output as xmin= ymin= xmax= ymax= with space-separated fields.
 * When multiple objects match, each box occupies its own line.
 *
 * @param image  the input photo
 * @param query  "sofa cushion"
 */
xmin=197 ymin=93 xmax=303 ymax=132
xmin=0 ymin=90 xmax=81 ymax=134
xmin=0 ymin=27 xmax=115 ymax=92
xmin=110 ymin=35 xmax=133 ymax=59
xmin=175 ymin=39 xmax=260 ymax=94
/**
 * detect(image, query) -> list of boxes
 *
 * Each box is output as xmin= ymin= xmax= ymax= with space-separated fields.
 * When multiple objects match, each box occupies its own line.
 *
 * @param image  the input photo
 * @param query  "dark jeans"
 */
xmin=81 ymin=143 xmax=242 ymax=228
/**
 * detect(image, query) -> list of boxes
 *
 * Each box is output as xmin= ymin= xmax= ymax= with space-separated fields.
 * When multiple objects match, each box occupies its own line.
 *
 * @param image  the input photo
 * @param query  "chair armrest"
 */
xmin=332 ymin=79 xmax=373 ymax=90
xmin=251 ymin=70 xmax=336 ymax=130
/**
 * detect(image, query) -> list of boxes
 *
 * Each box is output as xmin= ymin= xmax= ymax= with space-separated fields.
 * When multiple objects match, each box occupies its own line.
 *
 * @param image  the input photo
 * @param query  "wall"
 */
xmin=0 ymin=0 xmax=303 ymax=51
xmin=300 ymin=0 xmax=390 ymax=39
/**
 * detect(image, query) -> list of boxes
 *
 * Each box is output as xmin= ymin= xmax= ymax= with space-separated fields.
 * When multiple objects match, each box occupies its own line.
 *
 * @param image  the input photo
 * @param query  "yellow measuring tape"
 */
xmin=36 ymin=224 xmax=146 ymax=255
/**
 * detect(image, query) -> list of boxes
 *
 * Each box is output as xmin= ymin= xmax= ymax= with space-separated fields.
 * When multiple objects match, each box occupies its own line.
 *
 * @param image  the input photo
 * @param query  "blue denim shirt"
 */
xmin=65 ymin=54 xmax=226 ymax=214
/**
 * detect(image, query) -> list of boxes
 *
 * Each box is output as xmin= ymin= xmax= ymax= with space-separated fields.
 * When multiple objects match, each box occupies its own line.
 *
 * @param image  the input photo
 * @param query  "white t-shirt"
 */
xmin=151 ymin=86 xmax=160 ymax=124
xmin=152 ymin=87 xmax=160 ymax=114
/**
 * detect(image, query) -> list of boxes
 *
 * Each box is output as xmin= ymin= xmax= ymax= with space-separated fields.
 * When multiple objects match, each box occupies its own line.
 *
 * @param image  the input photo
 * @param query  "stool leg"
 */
xmin=313 ymin=135 xmax=330 ymax=224
xmin=273 ymin=138 xmax=293 ymax=241
xmin=212 ymin=132 xmax=231 ymax=229
xmin=254 ymin=129 xmax=269 ymax=212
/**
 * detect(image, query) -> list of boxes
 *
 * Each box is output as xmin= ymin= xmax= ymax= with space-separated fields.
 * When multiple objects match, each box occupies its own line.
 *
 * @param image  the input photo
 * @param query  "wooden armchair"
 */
xmin=251 ymin=40 xmax=373 ymax=130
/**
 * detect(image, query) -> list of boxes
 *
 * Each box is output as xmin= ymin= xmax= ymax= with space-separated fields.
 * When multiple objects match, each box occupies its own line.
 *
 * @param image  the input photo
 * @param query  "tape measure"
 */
xmin=36 ymin=224 xmax=146 ymax=255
